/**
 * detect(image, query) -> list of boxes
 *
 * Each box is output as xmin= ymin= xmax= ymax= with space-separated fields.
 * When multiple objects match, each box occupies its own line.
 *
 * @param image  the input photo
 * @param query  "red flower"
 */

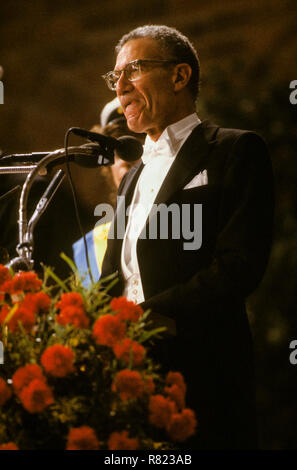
xmin=110 ymin=296 xmax=143 ymax=322
xmin=66 ymin=426 xmax=100 ymax=450
xmin=165 ymin=371 xmax=186 ymax=395
xmin=21 ymin=292 xmax=51 ymax=314
xmin=6 ymin=306 xmax=35 ymax=333
xmin=166 ymin=408 xmax=197 ymax=442
xmin=0 ymin=378 xmax=12 ymax=406
xmin=0 ymin=264 xmax=11 ymax=288
xmin=93 ymin=314 xmax=126 ymax=347
xmin=56 ymin=305 xmax=89 ymax=329
xmin=41 ymin=345 xmax=75 ymax=377
xmin=112 ymin=369 xmax=144 ymax=400
xmin=12 ymin=364 xmax=46 ymax=396
xmin=56 ymin=293 xmax=88 ymax=329
xmin=148 ymin=394 xmax=177 ymax=428
xmin=1 ymin=271 xmax=42 ymax=294
xmin=0 ymin=442 xmax=19 ymax=450
xmin=108 ymin=430 xmax=139 ymax=450
xmin=143 ymin=376 xmax=155 ymax=395
xmin=56 ymin=292 xmax=84 ymax=310
xmin=164 ymin=384 xmax=185 ymax=410
xmin=113 ymin=338 xmax=145 ymax=366
xmin=19 ymin=379 xmax=54 ymax=413
xmin=0 ymin=305 xmax=9 ymax=325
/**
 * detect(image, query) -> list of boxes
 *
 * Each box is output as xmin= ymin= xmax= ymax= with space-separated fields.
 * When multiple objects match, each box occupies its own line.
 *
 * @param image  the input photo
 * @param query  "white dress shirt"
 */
xmin=121 ymin=113 xmax=201 ymax=304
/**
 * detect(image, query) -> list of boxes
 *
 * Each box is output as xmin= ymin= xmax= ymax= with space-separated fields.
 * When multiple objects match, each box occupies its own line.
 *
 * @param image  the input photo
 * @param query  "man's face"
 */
xmin=114 ymin=38 xmax=178 ymax=141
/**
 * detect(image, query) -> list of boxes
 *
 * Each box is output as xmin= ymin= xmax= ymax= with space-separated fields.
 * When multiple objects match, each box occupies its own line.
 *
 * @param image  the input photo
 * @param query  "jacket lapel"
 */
xmin=153 ymin=120 xmax=218 ymax=206
xmin=119 ymin=160 xmax=144 ymax=204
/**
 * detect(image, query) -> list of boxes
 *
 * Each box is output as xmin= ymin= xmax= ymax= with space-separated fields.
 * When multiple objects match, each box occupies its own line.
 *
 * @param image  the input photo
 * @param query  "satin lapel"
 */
xmin=119 ymin=160 xmax=144 ymax=205
xmin=106 ymin=161 xmax=144 ymax=263
xmin=153 ymin=120 xmax=218 ymax=206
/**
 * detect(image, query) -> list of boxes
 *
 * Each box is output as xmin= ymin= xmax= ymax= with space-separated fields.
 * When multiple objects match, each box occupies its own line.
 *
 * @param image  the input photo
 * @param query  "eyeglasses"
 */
xmin=102 ymin=59 xmax=178 ymax=91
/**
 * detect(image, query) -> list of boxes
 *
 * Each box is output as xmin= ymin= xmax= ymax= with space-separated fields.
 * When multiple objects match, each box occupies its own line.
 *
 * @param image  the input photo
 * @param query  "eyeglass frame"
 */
xmin=102 ymin=59 xmax=179 ymax=91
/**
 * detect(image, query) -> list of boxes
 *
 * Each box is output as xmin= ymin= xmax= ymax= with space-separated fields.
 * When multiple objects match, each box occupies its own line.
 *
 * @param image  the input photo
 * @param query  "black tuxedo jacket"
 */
xmin=102 ymin=120 xmax=274 ymax=449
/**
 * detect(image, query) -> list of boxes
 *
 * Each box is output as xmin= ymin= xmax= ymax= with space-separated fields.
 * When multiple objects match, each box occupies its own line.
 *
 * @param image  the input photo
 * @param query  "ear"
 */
xmin=172 ymin=63 xmax=192 ymax=93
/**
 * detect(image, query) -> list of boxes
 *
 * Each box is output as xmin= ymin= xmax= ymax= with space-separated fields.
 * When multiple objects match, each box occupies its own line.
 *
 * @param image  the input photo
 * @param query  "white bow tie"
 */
xmin=142 ymin=138 xmax=174 ymax=165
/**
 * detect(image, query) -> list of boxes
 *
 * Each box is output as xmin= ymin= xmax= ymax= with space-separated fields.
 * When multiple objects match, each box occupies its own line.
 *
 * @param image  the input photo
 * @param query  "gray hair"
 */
xmin=115 ymin=25 xmax=200 ymax=100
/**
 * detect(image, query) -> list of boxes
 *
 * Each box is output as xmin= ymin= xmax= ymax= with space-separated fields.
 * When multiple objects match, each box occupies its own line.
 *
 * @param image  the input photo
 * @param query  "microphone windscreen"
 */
xmin=116 ymin=136 xmax=143 ymax=162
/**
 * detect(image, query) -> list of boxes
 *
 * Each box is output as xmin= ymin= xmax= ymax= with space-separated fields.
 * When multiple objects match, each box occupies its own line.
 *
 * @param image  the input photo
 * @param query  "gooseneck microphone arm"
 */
xmin=6 ymin=144 xmax=106 ymax=271
xmin=5 ymin=129 xmax=143 ymax=272
xmin=27 ymin=169 xmax=66 ymax=248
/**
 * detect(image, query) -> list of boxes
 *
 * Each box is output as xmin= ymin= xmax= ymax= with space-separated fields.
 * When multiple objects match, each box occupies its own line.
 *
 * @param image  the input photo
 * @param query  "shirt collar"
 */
xmin=142 ymin=113 xmax=200 ymax=165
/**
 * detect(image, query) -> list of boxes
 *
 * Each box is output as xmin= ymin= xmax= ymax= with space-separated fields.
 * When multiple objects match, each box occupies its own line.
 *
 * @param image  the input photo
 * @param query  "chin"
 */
xmin=127 ymin=118 xmax=145 ymax=135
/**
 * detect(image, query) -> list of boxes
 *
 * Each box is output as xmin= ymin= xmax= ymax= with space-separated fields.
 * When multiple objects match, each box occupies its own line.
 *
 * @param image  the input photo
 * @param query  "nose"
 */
xmin=116 ymin=70 xmax=134 ymax=96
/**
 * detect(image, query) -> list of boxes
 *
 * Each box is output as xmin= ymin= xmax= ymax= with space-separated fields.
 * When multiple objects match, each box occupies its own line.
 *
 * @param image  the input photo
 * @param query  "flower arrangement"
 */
xmin=0 ymin=259 xmax=197 ymax=450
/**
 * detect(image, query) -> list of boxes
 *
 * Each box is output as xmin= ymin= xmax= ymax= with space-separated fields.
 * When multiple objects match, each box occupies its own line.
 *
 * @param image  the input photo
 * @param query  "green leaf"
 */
xmin=138 ymin=327 xmax=167 ymax=343
xmin=59 ymin=252 xmax=78 ymax=274
xmin=3 ymin=303 xmax=19 ymax=325
xmin=42 ymin=265 xmax=69 ymax=292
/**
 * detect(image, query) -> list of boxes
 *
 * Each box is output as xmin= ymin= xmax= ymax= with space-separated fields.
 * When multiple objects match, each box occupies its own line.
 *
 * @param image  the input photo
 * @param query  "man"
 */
xmin=101 ymin=25 xmax=274 ymax=449
xmin=73 ymin=97 xmax=143 ymax=285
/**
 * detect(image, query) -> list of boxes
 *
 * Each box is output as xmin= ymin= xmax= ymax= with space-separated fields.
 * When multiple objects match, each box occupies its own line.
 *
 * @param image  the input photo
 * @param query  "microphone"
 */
xmin=1 ymin=130 xmax=143 ymax=167
xmin=70 ymin=127 xmax=143 ymax=162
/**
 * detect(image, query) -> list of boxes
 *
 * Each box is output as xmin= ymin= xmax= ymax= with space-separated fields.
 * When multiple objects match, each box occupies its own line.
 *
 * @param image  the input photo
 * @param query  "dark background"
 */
xmin=0 ymin=0 xmax=296 ymax=449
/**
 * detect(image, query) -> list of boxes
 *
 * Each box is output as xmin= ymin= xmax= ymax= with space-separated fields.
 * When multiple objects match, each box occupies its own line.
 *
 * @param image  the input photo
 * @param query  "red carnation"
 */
xmin=0 ymin=264 xmax=11 ymax=288
xmin=165 ymin=371 xmax=186 ymax=395
xmin=164 ymin=384 xmax=185 ymax=410
xmin=66 ymin=426 xmax=100 ymax=450
xmin=93 ymin=314 xmax=126 ymax=347
xmin=112 ymin=369 xmax=144 ymax=400
xmin=0 ymin=305 xmax=9 ymax=326
xmin=19 ymin=378 xmax=54 ymax=413
xmin=0 ymin=442 xmax=19 ymax=450
xmin=148 ymin=394 xmax=177 ymax=428
xmin=12 ymin=364 xmax=46 ymax=396
xmin=143 ymin=376 xmax=155 ymax=395
xmin=21 ymin=292 xmax=51 ymax=314
xmin=41 ymin=344 xmax=75 ymax=377
xmin=108 ymin=430 xmax=139 ymax=450
xmin=0 ymin=378 xmax=12 ymax=406
xmin=110 ymin=296 xmax=143 ymax=322
xmin=6 ymin=306 xmax=35 ymax=333
xmin=166 ymin=408 xmax=197 ymax=442
xmin=56 ymin=292 xmax=84 ymax=310
xmin=56 ymin=305 xmax=89 ymax=329
xmin=1 ymin=271 xmax=42 ymax=294
xmin=113 ymin=338 xmax=145 ymax=366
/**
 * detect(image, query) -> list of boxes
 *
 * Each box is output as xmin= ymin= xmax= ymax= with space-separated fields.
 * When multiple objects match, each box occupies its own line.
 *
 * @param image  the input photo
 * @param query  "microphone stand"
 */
xmin=0 ymin=165 xmax=38 ymax=175
xmin=6 ymin=144 xmax=112 ymax=272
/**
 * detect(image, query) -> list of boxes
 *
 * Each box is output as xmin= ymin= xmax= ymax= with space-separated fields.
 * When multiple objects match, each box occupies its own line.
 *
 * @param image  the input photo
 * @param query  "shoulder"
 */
xmin=199 ymin=119 xmax=267 ymax=147
xmin=197 ymin=120 xmax=270 ymax=164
